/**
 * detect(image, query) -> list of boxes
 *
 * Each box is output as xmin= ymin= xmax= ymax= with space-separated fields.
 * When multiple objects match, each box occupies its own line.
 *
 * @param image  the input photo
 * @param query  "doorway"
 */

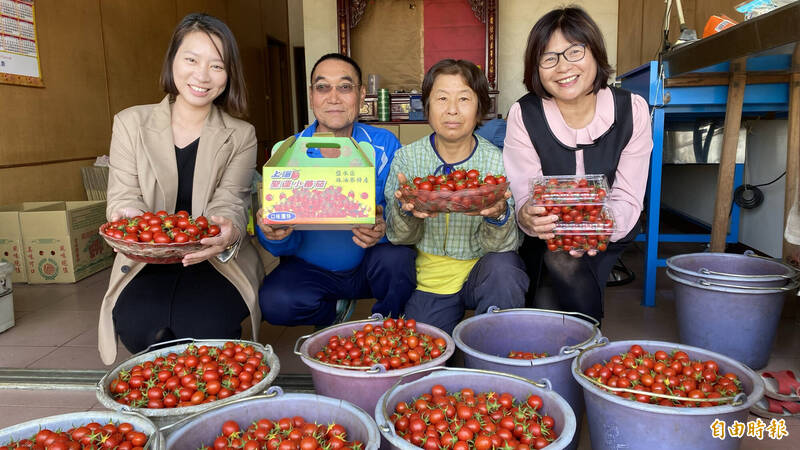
xmin=293 ymin=46 xmax=308 ymax=131
xmin=264 ymin=36 xmax=293 ymax=163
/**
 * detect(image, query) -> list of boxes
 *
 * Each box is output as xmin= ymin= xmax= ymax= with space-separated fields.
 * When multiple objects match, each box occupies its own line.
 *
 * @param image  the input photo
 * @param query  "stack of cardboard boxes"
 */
xmin=0 ymin=201 xmax=114 ymax=284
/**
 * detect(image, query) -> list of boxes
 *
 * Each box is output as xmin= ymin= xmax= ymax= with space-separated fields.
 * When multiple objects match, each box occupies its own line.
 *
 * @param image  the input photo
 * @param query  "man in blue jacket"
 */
xmin=256 ymin=53 xmax=416 ymax=327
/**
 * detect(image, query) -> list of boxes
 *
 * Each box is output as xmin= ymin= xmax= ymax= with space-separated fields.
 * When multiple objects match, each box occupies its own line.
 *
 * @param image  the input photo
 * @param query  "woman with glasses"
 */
xmin=503 ymin=6 xmax=653 ymax=323
xmin=385 ymin=59 xmax=528 ymax=334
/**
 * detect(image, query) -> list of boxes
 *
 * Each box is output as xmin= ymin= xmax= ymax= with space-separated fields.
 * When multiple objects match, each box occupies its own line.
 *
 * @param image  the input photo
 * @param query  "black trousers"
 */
xmin=113 ymin=261 xmax=249 ymax=354
xmin=521 ymin=235 xmax=629 ymax=323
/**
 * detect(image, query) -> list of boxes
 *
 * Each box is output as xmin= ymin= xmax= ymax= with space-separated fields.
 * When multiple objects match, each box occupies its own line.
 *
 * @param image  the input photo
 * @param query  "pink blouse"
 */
xmin=503 ymin=87 xmax=653 ymax=242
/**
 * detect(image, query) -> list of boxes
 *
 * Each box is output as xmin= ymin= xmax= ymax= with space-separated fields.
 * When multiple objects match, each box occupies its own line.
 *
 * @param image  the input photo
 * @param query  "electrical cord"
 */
xmin=733 ymin=171 xmax=786 ymax=209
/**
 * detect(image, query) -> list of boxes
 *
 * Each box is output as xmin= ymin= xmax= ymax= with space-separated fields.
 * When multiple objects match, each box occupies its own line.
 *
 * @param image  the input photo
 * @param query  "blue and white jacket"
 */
xmin=256 ymin=121 xmax=401 ymax=271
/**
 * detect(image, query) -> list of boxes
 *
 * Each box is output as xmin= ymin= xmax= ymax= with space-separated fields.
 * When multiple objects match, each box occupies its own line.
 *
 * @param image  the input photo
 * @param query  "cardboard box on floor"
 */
xmin=20 ymin=201 xmax=114 ymax=283
xmin=0 ymin=205 xmax=29 ymax=283
xmin=0 ymin=202 xmax=62 ymax=283
xmin=261 ymin=134 xmax=376 ymax=230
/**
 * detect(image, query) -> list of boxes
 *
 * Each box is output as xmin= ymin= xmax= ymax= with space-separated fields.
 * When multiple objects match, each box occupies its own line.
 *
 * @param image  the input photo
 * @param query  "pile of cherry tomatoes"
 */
xmin=390 ymin=384 xmax=559 ymax=449
xmin=313 ymin=318 xmax=447 ymax=370
xmin=107 ymin=341 xmax=270 ymax=409
xmin=583 ymin=344 xmax=741 ymax=407
xmin=0 ymin=422 xmax=149 ymax=450
xmin=507 ymin=351 xmax=549 ymax=360
xmin=399 ymin=169 xmax=508 ymax=213
xmin=406 ymin=170 xmax=507 ymax=192
xmin=103 ymin=210 xmax=219 ymax=244
xmin=200 ymin=417 xmax=362 ymax=450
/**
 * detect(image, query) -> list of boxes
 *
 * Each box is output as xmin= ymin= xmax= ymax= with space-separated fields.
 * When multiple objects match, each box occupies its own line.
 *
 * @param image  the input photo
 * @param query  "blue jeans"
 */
xmin=259 ymin=243 xmax=416 ymax=326
xmin=403 ymin=251 xmax=529 ymax=335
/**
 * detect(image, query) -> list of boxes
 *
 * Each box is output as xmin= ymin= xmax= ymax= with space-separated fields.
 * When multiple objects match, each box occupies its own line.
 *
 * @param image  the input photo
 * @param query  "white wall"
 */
xmin=661 ymin=164 xmax=720 ymax=226
xmin=288 ymin=0 xmax=304 ymax=132
xmin=302 ymin=0 xmax=338 ymax=124
xmin=497 ymin=0 xmax=618 ymax=116
xmin=739 ymin=120 xmax=787 ymax=257
xmin=660 ymin=121 xmax=788 ymax=257
xmin=300 ymin=0 xmax=618 ymax=119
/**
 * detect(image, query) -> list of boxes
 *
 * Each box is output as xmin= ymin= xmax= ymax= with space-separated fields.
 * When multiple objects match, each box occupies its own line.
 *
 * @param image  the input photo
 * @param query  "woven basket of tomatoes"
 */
xmin=165 ymin=391 xmax=381 ymax=450
xmin=294 ymin=315 xmax=455 ymax=415
xmin=100 ymin=210 xmax=220 ymax=264
xmin=375 ymin=368 xmax=577 ymax=449
xmin=399 ymin=169 xmax=508 ymax=213
xmin=0 ymin=411 xmax=161 ymax=450
xmin=96 ymin=338 xmax=280 ymax=429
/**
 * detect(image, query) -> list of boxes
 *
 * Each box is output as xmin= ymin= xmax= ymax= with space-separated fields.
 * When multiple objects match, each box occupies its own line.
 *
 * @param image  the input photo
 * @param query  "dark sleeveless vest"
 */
xmin=518 ymin=86 xmax=640 ymax=242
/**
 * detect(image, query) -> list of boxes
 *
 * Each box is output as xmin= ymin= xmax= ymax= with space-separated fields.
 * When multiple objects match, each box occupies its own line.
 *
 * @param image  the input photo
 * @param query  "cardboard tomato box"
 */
xmin=0 ymin=205 xmax=29 ymax=283
xmin=262 ymin=135 xmax=376 ymax=230
xmin=20 ymin=201 xmax=114 ymax=283
xmin=0 ymin=202 xmax=63 ymax=283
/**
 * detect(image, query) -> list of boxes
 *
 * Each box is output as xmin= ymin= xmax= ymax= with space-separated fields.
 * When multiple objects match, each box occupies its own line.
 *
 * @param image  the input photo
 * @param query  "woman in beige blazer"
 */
xmin=98 ymin=13 xmax=263 ymax=365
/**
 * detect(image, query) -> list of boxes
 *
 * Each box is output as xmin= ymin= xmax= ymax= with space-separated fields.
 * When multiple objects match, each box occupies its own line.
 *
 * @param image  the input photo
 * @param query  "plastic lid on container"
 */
xmin=529 ymin=174 xmax=610 ymax=205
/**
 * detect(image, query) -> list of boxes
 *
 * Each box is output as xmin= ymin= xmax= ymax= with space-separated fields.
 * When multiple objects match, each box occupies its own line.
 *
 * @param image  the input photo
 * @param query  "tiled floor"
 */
xmin=0 ymin=242 xmax=799 ymax=448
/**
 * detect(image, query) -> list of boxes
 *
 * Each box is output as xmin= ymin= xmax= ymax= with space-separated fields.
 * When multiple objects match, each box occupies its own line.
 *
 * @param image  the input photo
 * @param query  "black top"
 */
xmin=175 ymin=138 xmax=199 ymax=214
xmin=518 ymin=86 xmax=640 ymax=242
xmin=517 ymin=86 xmax=633 ymax=186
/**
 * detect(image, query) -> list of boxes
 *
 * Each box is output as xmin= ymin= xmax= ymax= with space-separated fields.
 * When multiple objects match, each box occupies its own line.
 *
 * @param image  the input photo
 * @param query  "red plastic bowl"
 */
xmin=99 ymin=223 xmax=205 ymax=264
xmin=400 ymin=182 xmax=509 ymax=214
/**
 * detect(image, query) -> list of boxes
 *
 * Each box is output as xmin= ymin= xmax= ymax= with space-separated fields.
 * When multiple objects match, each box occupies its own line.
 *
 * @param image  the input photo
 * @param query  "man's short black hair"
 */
xmin=310 ymin=53 xmax=363 ymax=85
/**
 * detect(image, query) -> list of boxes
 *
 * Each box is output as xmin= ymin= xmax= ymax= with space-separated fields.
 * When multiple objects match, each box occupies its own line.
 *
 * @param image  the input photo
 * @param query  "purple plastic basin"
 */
xmin=452 ymin=307 xmax=601 ymax=450
xmin=666 ymin=268 xmax=796 ymax=369
xmin=375 ymin=367 xmax=576 ymax=450
xmin=666 ymin=252 xmax=796 ymax=288
xmin=572 ymin=340 xmax=764 ymax=450
xmin=165 ymin=389 xmax=380 ymax=450
xmin=295 ymin=316 xmax=455 ymax=414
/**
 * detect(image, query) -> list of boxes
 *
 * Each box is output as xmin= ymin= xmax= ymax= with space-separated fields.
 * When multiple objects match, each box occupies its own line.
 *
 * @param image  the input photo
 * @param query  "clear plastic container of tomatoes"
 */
xmin=529 ymin=174 xmax=610 ymax=206
xmin=547 ymin=207 xmax=615 ymax=252
xmin=400 ymin=181 xmax=509 ymax=213
xmin=100 ymin=222 xmax=206 ymax=264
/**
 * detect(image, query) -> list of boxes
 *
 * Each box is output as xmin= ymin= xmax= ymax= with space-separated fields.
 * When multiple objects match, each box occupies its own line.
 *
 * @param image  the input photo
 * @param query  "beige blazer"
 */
xmin=98 ymin=96 xmax=263 ymax=365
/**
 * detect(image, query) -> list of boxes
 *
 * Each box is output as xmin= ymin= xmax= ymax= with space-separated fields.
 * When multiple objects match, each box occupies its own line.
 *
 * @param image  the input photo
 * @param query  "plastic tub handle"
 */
xmin=293 ymin=333 xmax=312 ymax=356
xmin=698 ymin=266 xmax=796 ymax=281
xmin=572 ymin=337 xmax=609 ymax=376
xmin=745 ymin=250 xmax=800 ymax=279
xmin=486 ymin=307 xmax=601 ymax=355
xmin=698 ymin=278 xmax=800 ymax=291
xmin=137 ymin=337 xmax=196 ymax=357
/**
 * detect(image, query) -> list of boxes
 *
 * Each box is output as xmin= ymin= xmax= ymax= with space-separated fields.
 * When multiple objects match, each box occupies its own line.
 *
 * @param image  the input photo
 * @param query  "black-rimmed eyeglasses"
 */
xmin=539 ymin=43 xmax=586 ymax=69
